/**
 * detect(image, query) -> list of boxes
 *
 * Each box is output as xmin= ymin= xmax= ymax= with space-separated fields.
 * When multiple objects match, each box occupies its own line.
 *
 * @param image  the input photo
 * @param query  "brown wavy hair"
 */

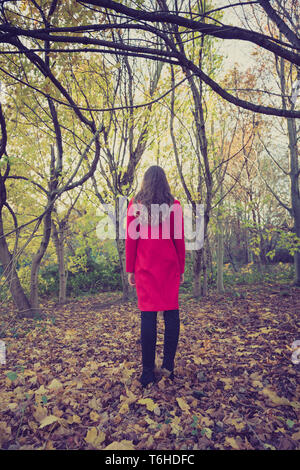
xmin=133 ymin=165 xmax=175 ymax=225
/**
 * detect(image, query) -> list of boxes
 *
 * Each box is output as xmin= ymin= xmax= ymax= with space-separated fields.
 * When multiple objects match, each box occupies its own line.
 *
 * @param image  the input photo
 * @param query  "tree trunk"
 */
xmin=115 ymin=198 xmax=136 ymax=301
xmin=217 ymin=218 xmax=225 ymax=294
xmin=202 ymin=246 xmax=208 ymax=296
xmin=116 ymin=236 xmax=129 ymax=300
xmin=0 ymin=102 xmax=33 ymax=317
xmin=193 ymin=248 xmax=202 ymax=297
xmin=287 ymin=116 xmax=300 ymax=286
xmin=278 ymin=53 xmax=300 ymax=285
xmin=0 ymin=216 xmax=33 ymax=317
xmin=29 ymin=205 xmax=52 ymax=313
xmin=216 ymin=182 xmax=225 ymax=293
xmin=51 ymin=220 xmax=67 ymax=304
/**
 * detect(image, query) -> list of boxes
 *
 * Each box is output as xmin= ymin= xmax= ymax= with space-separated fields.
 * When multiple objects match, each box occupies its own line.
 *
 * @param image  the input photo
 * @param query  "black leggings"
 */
xmin=140 ymin=309 xmax=180 ymax=373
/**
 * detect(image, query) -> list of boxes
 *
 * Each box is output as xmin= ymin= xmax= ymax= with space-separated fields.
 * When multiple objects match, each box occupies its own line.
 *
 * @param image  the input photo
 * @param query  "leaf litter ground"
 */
xmin=1 ymin=283 xmax=300 ymax=450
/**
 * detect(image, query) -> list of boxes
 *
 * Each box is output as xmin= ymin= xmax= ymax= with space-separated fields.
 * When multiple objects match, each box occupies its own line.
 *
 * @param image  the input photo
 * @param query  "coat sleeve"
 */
xmin=171 ymin=201 xmax=185 ymax=274
xmin=125 ymin=198 xmax=139 ymax=273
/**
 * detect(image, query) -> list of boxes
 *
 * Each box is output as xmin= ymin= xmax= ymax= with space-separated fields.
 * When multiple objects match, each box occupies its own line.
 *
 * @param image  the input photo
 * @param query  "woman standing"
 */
xmin=125 ymin=166 xmax=185 ymax=387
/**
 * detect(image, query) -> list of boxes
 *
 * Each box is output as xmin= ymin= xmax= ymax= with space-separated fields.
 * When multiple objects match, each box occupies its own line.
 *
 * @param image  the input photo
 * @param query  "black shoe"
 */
xmin=161 ymin=367 xmax=175 ymax=380
xmin=156 ymin=367 xmax=175 ymax=381
xmin=139 ymin=369 xmax=156 ymax=388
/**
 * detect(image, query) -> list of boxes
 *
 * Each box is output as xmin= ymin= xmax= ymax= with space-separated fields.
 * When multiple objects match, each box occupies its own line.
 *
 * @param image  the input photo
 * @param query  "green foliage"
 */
xmin=39 ymin=244 xmax=122 ymax=298
xmin=38 ymin=264 xmax=60 ymax=297
xmin=66 ymin=256 xmax=121 ymax=297
xmin=265 ymin=229 xmax=300 ymax=260
xmin=221 ymin=262 xmax=295 ymax=286
xmin=15 ymin=265 xmax=31 ymax=296
xmin=6 ymin=371 xmax=18 ymax=382
xmin=237 ymin=220 xmax=300 ymax=262
xmin=0 ymin=282 xmax=9 ymax=303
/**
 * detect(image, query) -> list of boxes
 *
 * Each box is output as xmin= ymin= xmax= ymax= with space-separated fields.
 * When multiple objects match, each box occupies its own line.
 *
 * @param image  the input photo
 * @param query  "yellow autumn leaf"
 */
xmin=85 ymin=427 xmax=106 ymax=447
xmin=225 ymin=436 xmax=240 ymax=450
xmin=7 ymin=403 xmax=18 ymax=411
xmin=39 ymin=415 xmax=60 ymax=429
xmin=35 ymin=385 xmax=48 ymax=396
xmin=95 ymin=430 xmax=106 ymax=446
xmin=137 ymin=398 xmax=156 ymax=412
xmin=90 ymin=411 xmax=100 ymax=422
xmin=170 ymin=415 xmax=182 ymax=435
xmin=122 ymin=368 xmax=135 ymax=379
xmin=85 ymin=427 xmax=98 ymax=444
xmin=64 ymin=329 xmax=77 ymax=341
xmin=119 ymin=402 xmax=129 ymax=414
xmin=104 ymin=440 xmax=135 ymax=450
xmin=193 ymin=357 xmax=209 ymax=365
xmin=248 ymin=332 xmax=261 ymax=338
xmin=67 ymin=414 xmax=81 ymax=424
xmin=87 ymin=397 xmax=99 ymax=410
xmin=33 ymin=405 xmax=48 ymax=422
xmin=48 ymin=379 xmax=63 ymax=391
xmin=259 ymin=327 xmax=272 ymax=334
xmin=230 ymin=419 xmax=245 ymax=432
xmin=262 ymin=388 xmax=292 ymax=407
xmin=23 ymin=369 xmax=37 ymax=377
xmin=290 ymin=401 xmax=300 ymax=410
xmin=275 ymin=427 xmax=286 ymax=433
xmin=219 ymin=378 xmax=232 ymax=390
xmin=145 ymin=435 xmax=154 ymax=447
xmin=291 ymin=430 xmax=300 ymax=440
xmin=176 ymin=397 xmax=190 ymax=412
xmin=144 ymin=416 xmax=157 ymax=428
xmin=124 ymin=388 xmax=138 ymax=404
xmin=203 ymin=427 xmax=212 ymax=439
xmin=252 ymin=379 xmax=264 ymax=388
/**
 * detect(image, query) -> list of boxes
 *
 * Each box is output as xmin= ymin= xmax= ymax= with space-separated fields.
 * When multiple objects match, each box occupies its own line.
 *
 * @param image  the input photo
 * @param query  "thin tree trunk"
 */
xmin=0 ymin=217 xmax=33 ymax=317
xmin=202 ymin=242 xmax=208 ymax=296
xmin=287 ymin=116 xmax=300 ymax=285
xmin=115 ymin=198 xmax=136 ymax=301
xmin=193 ymin=248 xmax=202 ymax=297
xmin=279 ymin=54 xmax=300 ymax=285
xmin=29 ymin=205 xmax=52 ymax=313
xmin=0 ymin=102 xmax=33 ymax=317
xmin=51 ymin=220 xmax=67 ymax=304
xmin=216 ymin=192 xmax=225 ymax=293
xmin=116 ymin=236 xmax=129 ymax=301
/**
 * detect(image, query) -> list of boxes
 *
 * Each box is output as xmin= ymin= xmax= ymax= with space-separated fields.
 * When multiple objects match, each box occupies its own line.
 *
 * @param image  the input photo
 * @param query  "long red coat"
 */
xmin=125 ymin=197 xmax=185 ymax=311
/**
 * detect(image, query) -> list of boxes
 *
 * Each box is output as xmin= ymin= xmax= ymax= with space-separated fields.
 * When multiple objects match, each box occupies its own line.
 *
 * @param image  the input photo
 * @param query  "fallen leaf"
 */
xmin=85 ymin=427 xmax=106 ymax=447
xmin=90 ymin=411 xmax=100 ymax=422
xmin=138 ymin=398 xmax=156 ymax=412
xmin=176 ymin=397 xmax=190 ymax=412
xmin=39 ymin=415 xmax=60 ymax=429
xmin=119 ymin=402 xmax=129 ymax=414
xmin=225 ymin=436 xmax=240 ymax=450
xmin=48 ymin=379 xmax=63 ymax=391
xmin=33 ymin=405 xmax=48 ymax=422
xmin=261 ymin=388 xmax=300 ymax=408
xmin=291 ymin=430 xmax=300 ymax=441
xmin=104 ymin=440 xmax=135 ymax=450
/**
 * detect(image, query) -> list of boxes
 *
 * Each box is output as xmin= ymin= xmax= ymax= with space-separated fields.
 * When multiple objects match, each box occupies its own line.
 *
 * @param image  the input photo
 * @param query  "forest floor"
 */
xmin=1 ymin=282 xmax=300 ymax=450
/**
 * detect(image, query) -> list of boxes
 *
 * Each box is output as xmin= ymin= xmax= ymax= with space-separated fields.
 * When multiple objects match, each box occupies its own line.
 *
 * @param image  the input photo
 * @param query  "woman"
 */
xmin=125 ymin=165 xmax=185 ymax=387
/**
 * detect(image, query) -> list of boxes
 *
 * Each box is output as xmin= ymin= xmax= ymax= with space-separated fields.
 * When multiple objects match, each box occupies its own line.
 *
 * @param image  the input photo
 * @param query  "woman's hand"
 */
xmin=128 ymin=273 xmax=136 ymax=286
xmin=180 ymin=273 xmax=184 ymax=284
